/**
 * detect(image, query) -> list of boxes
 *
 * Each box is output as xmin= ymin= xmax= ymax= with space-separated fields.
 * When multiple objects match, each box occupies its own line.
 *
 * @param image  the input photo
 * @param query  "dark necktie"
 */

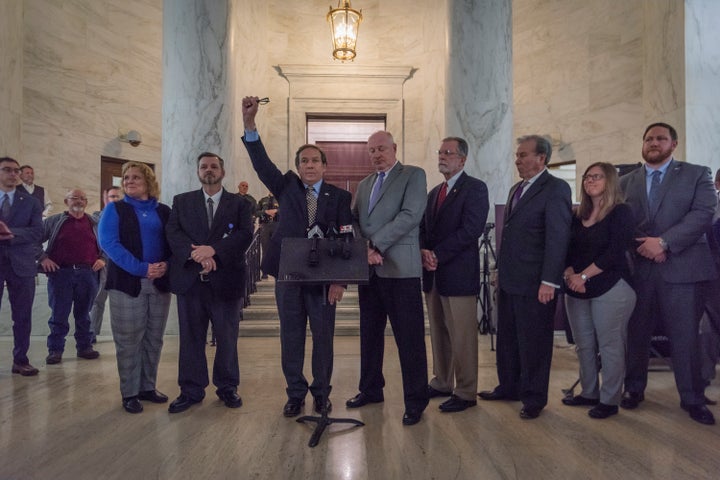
xmin=368 ymin=171 xmax=385 ymax=213
xmin=306 ymin=186 xmax=317 ymax=226
xmin=0 ymin=193 xmax=10 ymax=220
xmin=510 ymin=181 xmax=527 ymax=211
xmin=435 ymin=182 xmax=448 ymax=213
xmin=207 ymin=197 xmax=214 ymax=230
xmin=648 ymin=170 xmax=662 ymax=211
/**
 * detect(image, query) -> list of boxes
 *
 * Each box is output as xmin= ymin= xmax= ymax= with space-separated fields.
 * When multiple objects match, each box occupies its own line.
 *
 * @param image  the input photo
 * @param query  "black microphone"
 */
xmin=326 ymin=222 xmax=339 ymax=257
xmin=339 ymin=224 xmax=354 ymax=260
xmin=307 ymin=223 xmax=324 ymax=267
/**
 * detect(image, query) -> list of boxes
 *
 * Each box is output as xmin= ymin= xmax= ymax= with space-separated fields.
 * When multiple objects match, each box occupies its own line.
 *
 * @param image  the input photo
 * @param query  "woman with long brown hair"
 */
xmin=562 ymin=162 xmax=636 ymax=419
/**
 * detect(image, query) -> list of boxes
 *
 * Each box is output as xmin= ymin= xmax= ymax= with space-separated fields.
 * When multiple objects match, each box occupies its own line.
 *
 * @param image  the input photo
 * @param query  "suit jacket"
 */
xmin=242 ymin=136 xmax=353 ymax=278
xmin=166 ymin=188 xmax=253 ymax=299
xmin=0 ymin=190 xmax=43 ymax=277
xmin=420 ymin=172 xmax=489 ymax=296
xmin=620 ymin=159 xmax=717 ymax=283
xmin=497 ymin=170 xmax=572 ymax=297
xmin=353 ymin=162 xmax=427 ymax=279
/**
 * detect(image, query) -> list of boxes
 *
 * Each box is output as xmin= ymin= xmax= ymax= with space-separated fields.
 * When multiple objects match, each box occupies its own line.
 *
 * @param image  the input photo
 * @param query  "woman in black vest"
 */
xmin=98 ymin=162 xmax=171 ymax=414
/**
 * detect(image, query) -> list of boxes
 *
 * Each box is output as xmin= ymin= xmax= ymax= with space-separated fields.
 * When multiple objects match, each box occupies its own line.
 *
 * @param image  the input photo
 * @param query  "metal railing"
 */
xmin=243 ymin=231 xmax=262 ymax=310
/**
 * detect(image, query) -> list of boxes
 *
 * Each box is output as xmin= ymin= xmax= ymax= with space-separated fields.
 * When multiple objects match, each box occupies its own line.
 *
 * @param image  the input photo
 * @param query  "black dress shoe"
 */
xmin=168 ymin=394 xmax=202 ymax=414
xmin=620 ymin=391 xmax=644 ymax=410
xmin=519 ymin=406 xmax=542 ymax=419
xmin=217 ymin=390 xmax=243 ymax=408
xmin=402 ymin=410 xmax=422 ymax=426
xmin=138 ymin=390 xmax=169 ymax=403
xmin=478 ymin=388 xmax=518 ymax=401
xmin=588 ymin=402 xmax=619 ymax=419
xmin=427 ymin=385 xmax=452 ymax=398
xmin=283 ymin=398 xmax=305 ymax=417
xmin=562 ymin=395 xmax=599 ymax=407
xmin=681 ymin=403 xmax=716 ymax=425
xmin=346 ymin=392 xmax=384 ymax=408
xmin=122 ymin=396 xmax=143 ymax=414
xmin=439 ymin=395 xmax=477 ymax=412
xmin=313 ymin=396 xmax=332 ymax=414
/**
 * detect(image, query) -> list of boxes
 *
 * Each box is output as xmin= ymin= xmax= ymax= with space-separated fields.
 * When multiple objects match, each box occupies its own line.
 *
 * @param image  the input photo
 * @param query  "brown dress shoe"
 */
xmin=12 ymin=363 xmax=39 ymax=376
xmin=77 ymin=348 xmax=100 ymax=360
xmin=46 ymin=351 xmax=63 ymax=365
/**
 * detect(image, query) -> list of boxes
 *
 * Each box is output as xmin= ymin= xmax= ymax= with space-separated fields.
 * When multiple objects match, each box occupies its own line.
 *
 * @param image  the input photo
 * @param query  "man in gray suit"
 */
xmin=346 ymin=131 xmax=430 ymax=426
xmin=620 ymin=122 xmax=717 ymax=425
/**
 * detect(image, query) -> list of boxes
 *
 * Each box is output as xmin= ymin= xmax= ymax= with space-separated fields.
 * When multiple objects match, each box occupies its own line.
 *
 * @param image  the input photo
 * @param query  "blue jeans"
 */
xmin=47 ymin=266 xmax=99 ymax=353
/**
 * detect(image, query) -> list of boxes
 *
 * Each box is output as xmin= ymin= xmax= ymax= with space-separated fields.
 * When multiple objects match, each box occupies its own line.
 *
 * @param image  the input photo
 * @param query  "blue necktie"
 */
xmin=0 ymin=193 xmax=10 ymax=220
xmin=648 ymin=170 xmax=662 ymax=211
xmin=368 ymin=172 xmax=385 ymax=213
xmin=510 ymin=181 xmax=527 ymax=211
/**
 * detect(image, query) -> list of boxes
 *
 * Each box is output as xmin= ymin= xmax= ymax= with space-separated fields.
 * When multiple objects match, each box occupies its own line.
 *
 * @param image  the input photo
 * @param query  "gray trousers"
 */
xmin=565 ymin=279 xmax=636 ymax=405
xmin=108 ymin=279 xmax=170 ymax=398
xmin=89 ymin=267 xmax=108 ymax=338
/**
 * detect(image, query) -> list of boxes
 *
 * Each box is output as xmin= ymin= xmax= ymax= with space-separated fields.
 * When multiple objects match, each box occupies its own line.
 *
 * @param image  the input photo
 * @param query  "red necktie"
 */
xmin=435 ymin=182 xmax=448 ymax=212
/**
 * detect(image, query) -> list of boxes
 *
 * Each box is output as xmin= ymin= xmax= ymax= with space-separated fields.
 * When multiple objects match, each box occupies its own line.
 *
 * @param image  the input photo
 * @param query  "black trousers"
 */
xmin=176 ymin=281 xmax=241 ymax=400
xmin=358 ymin=275 xmax=429 ymax=412
xmin=495 ymin=288 xmax=556 ymax=409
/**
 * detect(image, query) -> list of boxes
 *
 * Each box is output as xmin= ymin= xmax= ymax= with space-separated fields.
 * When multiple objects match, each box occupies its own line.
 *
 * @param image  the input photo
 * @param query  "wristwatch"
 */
xmin=658 ymin=237 xmax=668 ymax=251
xmin=580 ymin=273 xmax=588 ymax=282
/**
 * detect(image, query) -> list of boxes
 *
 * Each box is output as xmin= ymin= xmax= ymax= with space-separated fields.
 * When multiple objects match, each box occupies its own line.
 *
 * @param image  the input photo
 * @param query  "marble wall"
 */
xmin=19 ymin=0 xmax=163 ymax=212
xmin=685 ymin=0 xmax=720 ymax=172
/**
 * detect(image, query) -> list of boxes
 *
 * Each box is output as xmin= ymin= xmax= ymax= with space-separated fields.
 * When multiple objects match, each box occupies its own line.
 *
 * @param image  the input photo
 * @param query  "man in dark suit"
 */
xmin=241 ymin=96 xmax=353 ymax=417
xmin=420 ymin=137 xmax=488 ymax=413
xmin=0 ymin=157 xmax=43 ymax=376
xmin=17 ymin=164 xmax=52 ymax=218
xmin=166 ymin=152 xmax=253 ymax=413
xmin=620 ymin=122 xmax=717 ymax=425
xmin=346 ymin=130 xmax=430 ymax=426
xmin=479 ymin=135 xmax=572 ymax=420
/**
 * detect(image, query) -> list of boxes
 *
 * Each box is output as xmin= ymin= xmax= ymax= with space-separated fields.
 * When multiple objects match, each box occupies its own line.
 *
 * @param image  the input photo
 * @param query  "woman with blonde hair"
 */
xmin=98 ymin=162 xmax=172 ymax=413
xmin=562 ymin=162 xmax=636 ymax=419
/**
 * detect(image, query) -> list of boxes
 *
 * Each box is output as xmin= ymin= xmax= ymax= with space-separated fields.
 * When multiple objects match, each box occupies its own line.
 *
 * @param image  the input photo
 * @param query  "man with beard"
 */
xmin=620 ymin=122 xmax=717 ymax=425
xmin=40 ymin=189 xmax=104 ymax=364
xmin=166 ymin=153 xmax=253 ymax=413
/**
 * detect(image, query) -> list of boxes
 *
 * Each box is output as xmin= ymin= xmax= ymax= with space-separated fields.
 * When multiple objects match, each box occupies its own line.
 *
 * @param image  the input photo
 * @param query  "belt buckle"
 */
xmin=199 ymin=273 xmax=210 ymax=283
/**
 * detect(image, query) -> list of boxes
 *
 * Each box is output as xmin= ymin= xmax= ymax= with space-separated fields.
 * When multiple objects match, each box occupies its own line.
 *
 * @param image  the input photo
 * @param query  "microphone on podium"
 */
xmin=307 ymin=223 xmax=324 ymax=267
xmin=339 ymin=225 xmax=354 ymax=260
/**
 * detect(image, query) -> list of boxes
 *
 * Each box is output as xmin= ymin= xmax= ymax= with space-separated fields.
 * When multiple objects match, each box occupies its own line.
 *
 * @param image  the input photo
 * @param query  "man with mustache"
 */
xmin=40 ymin=189 xmax=104 ymax=364
xmin=166 ymin=153 xmax=254 ymax=413
xmin=620 ymin=122 xmax=717 ymax=425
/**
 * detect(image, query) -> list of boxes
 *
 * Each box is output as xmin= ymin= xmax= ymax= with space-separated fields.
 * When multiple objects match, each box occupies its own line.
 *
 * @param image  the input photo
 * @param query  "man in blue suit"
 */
xmin=420 ymin=137 xmax=488 ymax=413
xmin=241 ymin=96 xmax=353 ymax=418
xmin=0 ymin=157 xmax=43 ymax=376
xmin=479 ymin=135 xmax=572 ymax=420
xmin=346 ymin=130 xmax=430 ymax=426
xmin=620 ymin=122 xmax=717 ymax=425
xmin=166 ymin=152 xmax=254 ymax=413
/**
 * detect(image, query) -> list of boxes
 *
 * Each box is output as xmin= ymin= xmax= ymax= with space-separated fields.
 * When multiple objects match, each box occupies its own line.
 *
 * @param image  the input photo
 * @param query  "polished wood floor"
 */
xmin=0 ymin=333 xmax=719 ymax=480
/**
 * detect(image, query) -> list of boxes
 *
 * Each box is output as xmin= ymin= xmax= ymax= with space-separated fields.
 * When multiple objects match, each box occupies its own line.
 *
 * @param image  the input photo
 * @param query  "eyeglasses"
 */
xmin=582 ymin=173 xmax=605 ymax=182
xmin=0 ymin=167 xmax=21 ymax=174
xmin=258 ymin=97 xmax=270 ymax=105
xmin=436 ymin=150 xmax=461 ymax=156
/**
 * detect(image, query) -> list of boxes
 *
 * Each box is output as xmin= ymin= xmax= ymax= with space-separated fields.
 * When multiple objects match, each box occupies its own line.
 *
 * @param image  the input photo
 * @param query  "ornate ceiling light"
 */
xmin=327 ymin=0 xmax=363 ymax=62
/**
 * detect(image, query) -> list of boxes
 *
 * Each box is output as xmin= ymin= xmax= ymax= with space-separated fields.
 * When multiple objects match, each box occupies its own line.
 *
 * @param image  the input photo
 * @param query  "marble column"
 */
xmin=0 ymin=0 xmax=23 ymax=157
xmin=162 ymin=0 xmax=235 ymax=202
xmin=446 ymin=0 xmax=513 ymax=216
xmin=685 ymin=0 xmax=720 ymax=175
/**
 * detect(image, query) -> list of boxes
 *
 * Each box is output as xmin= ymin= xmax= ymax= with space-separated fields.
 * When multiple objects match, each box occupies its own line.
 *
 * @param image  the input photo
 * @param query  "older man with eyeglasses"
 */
xmin=40 ymin=189 xmax=105 ymax=365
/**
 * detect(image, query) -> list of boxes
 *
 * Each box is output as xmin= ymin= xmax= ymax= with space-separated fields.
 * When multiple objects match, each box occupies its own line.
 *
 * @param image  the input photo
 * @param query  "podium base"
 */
xmin=296 ymin=410 xmax=365 ymax=448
